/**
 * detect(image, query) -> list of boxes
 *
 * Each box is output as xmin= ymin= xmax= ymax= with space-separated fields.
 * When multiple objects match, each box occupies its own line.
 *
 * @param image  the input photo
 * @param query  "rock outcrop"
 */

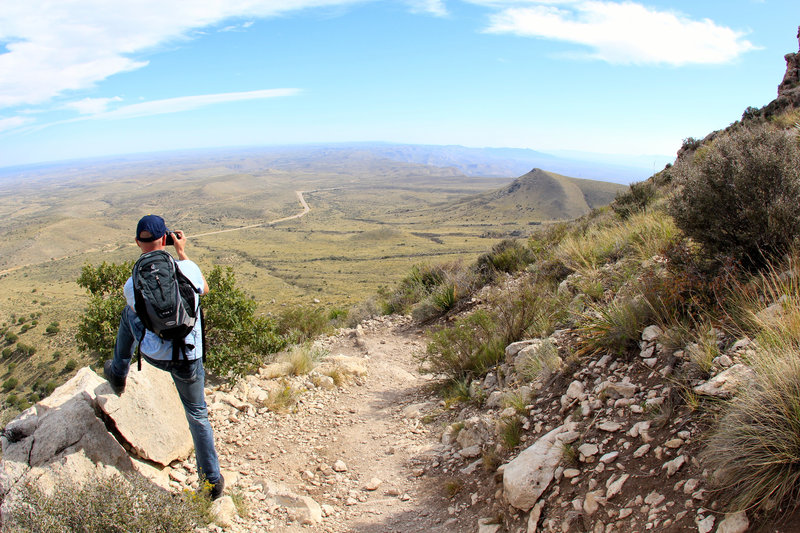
xmin=778 ymin=26 xmax=800 ymax=98
xmin=0 ymin=363 xmax=193 ymax=521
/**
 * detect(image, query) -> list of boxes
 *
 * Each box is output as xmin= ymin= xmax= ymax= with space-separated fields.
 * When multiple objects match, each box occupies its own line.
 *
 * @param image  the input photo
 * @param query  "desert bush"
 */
xmin=75 ymin=261 xmax=133 ymax=360
xmin=276 ymin=306 xmax=329 ymax=343
xmin=611 ymin=180 xmax=657 ymax=219
xmin=474 ymin=239 xmax=533 ymax=283
xmin=63 ymin=359 xmax=77 ymax=373
xmin=517 ymin=340 xmax=562 ymax=383
xmin=556 ymin=211 xmax=676 ymax=272
xmin=346 ymin=297 xmax=380 ymax=328
xmin=430 ymin=283 xmax=457 ymax=313
xmin=422 ymin=311 xmax=505 ymax=381
xmin=500 ymin=417 xmax=523 ymax=448
xmin=5 ymin=332 xmax=18 ymax=344
xmin=381 ymin=262 xmax=469 ymax=316
xmin=264 ymin=381 xmax=299 ymax=413
xmin=283 ymin=344 xmax=326 ymax=375
xmin=4 ymin=472 xmax=209 ymax=532
xmin=188 ymin=266 xmax=287 ymax=379
xmin=704 ymin=347 xmax=800 ymax=515
xmin=577 ymin=297 xmax=653 ymax=357
xmin=670 ymin=124 xmax=800 ymax=268
xmin=724 ymin=252 xmax=800 ymax=351
xmin=2 ymin=377 xmax=18 ymax=392
xmin=45 ymin=322 xmax=60 ymax=335
xmin=489 ymin=281 xmax=567 ymax=345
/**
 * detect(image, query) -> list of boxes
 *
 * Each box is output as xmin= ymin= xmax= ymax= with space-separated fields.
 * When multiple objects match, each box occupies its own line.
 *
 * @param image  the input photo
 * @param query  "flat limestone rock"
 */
xmin=503 ymin=424 xmax=568 ymax=511
xmin=29 ymin=394 xmax=129 ymax=470
xmin=36 ymin=367 xmax=105 ymax=415
xmin=693 ymin=364 xmax=755 ymax=398
xmin=96 ymin=362 xmax=192 ymax=467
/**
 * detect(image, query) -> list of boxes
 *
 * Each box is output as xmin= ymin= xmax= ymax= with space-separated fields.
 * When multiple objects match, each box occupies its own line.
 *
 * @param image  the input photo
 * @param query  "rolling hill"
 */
xmin=439 ymin=168 xmax=626 ymax=222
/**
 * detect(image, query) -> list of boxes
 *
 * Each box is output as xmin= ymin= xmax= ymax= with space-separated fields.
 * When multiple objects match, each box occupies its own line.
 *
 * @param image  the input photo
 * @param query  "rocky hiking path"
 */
xmin=211 ymin=315 xmax=485 ymax=532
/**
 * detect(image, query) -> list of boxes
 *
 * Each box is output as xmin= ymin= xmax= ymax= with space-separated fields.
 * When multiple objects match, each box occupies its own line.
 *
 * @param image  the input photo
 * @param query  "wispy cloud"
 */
xmin=92 ymin=89 xmax=301 ymax=120
xmin=0 ymin=1 xmax=361 ymax=110
xmin=14 ymin=88 xmax=301 ymax=135
xmin=63 ymin=97 xmax=123 ymax=115
xmin=480 ymin=0 xmax=757 ymax=65
xmin=406 ymin=0 xmax=448 ymax=17
xmin=0 ymin=116 xmax=32 ymax=133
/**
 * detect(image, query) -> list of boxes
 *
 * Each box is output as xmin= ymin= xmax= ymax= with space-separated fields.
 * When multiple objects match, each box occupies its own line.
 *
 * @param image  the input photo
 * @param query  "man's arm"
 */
xmin=171 ymin=230 xmax=210 ymax=294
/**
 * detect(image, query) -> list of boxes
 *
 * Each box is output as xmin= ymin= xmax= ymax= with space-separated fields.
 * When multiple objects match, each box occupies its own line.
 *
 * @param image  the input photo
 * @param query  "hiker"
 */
xmin=103 ymin=214 xmax=224 ymax=500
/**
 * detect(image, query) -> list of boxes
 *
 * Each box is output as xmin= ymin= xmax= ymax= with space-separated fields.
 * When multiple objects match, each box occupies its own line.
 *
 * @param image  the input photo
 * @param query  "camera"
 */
xmin=165 ymin=232 xmax=175 ymax=246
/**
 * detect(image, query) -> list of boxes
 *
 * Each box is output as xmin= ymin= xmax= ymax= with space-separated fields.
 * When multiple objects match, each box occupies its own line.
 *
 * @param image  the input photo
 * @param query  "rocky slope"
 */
xmin=0 ymin=294 xmax=778 ymax=532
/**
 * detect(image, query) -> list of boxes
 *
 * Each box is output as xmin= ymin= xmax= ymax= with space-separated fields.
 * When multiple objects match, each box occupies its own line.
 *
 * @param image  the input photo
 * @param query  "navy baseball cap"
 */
xmin=136 ymin=215 xmax=170 ymax=242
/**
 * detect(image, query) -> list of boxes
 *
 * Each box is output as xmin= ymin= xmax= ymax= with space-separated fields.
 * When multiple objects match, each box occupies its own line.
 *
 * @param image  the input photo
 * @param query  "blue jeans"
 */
xmin=112 ymin=306 xmax=221 ymax=485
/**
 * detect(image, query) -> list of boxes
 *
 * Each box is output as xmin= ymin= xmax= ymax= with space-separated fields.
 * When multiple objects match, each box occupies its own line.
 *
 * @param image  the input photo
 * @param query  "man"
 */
xmin=104 ymin=214 xmax=224 ymax=500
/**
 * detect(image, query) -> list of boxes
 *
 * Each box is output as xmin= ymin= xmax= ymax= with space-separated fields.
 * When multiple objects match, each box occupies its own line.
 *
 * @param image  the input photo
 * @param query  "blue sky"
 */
xmin=0 ymin=0 xmax=796 ymax=169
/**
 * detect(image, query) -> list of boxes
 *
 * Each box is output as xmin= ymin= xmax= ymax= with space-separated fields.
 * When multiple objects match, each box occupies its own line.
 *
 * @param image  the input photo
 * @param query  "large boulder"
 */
xmin=96 ymin=362 xmax=193 ymax=466
xmin=0 ymin=362 xmax=195 ymax=523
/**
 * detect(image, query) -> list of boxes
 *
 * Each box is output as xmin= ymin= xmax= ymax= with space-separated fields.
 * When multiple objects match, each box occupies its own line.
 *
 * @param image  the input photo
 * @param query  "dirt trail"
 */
xmin=211 ymin=316 xmax=487 ymax=532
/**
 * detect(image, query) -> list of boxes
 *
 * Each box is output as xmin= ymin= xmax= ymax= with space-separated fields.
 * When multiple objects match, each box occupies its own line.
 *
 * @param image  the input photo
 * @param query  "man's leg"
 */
xmin=153 ymin=358 xmax=222 ymax=489
xmin=110 ymin=306 xmax=143 ymax=378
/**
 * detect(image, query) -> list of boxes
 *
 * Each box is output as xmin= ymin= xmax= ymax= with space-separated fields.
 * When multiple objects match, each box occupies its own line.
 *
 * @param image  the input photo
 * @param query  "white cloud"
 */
xmin=483 ymin=1 xmax=757 ymax=65
xmin=0 ymin=0 xmax=362 ymax=109
xmin=406 ymin=0 xmax=448 ymax=16
xmin=64 ymin=96 xmax=123 ymax=115
xmin=0 ymin=116 xmax=32 ymax=133
xmin=92 ymin=88 xmax=301 ymax=120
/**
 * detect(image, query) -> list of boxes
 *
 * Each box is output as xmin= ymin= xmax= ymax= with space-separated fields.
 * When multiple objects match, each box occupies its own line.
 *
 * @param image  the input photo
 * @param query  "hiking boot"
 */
xmin=103 ymin=360 xmax=126 ymax=394
xmin=209 ymin=474 xmax=225 ymax=501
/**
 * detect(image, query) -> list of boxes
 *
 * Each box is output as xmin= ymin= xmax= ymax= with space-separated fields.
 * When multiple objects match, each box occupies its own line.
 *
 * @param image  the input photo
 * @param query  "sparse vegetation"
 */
xmin=670 ymin=124 xmax=800 ymax=268
xmin=4 ymin=472 xmax=210 ymax=532
xmin=422 ymin=311 xmax=504 ymax=381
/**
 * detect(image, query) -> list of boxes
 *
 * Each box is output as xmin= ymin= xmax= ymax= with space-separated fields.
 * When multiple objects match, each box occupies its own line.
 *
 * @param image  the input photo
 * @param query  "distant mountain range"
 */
xmin=337 ymin=143 xmax=669 ymax=184
xmin=0 ymin=142 xmax=670 ymax=185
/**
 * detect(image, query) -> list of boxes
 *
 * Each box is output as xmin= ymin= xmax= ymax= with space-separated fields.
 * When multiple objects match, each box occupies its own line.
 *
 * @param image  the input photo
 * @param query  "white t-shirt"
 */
xmin=124 ymin=258 xmax=206 ymax=361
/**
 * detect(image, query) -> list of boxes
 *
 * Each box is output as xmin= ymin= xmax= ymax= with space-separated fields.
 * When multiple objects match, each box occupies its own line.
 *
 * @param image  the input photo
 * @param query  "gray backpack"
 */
xmin=132 ymin=250 xmax=201 ymax=365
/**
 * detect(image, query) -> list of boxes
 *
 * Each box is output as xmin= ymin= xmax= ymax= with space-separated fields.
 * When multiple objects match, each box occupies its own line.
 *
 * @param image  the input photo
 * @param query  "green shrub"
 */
xmin=422 ymin=311 xmax=505 ymax=381
xmin=474 ymin=239 xmax=533 ymax=283
xmin=670 ymin=124 xmax=800 ymax=268
xmin=611 ymin=181 xmax=657 ymax=219
xmin=2 ymin=348 xmax=11 ymax=358
xmin=430 ymin=283 xmax=457 ymax=312
xmin=4 ymin=472 xmax=209 ymax=532
xmin=517 ymin=340 xmax=562 ymax=383
xmin=45 ymin=322 xmax=60 ymax=335
xmin=2 ymin=377 xmax=18 ymax=392
xmin=75 ymin=261 xmax=133 ymax=361
xmin=381 ymin=263 xmax=451 ymax=314
xmin=16 ymin=343 xmax=35 ymax=357
xmin=5 ymin=332 xmax=18 ymax=344
xmin=489 ymin=281 xmax=567 ymax=345
xmin=704 ymin=347 xmax=800 ymax=515
xmin=63 ymin=359 xmax=77 ymax=373
xmin=500 ymin=417 xmax=523 ymax=448
xmin=577 ymin=297 xmax=653 ymax=358
xmin=284 ymin=344 xmax=326 ymax=376
xmin=276 ymin=306 xmax=329 ymax=343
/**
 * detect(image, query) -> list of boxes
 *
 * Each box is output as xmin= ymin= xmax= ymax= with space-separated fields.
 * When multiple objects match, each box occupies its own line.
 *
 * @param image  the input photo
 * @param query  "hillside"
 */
xmin=5 ymin=32 xmax=799 ymax=533
xmin=442 ymin=168 xmax=626 ymax=222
